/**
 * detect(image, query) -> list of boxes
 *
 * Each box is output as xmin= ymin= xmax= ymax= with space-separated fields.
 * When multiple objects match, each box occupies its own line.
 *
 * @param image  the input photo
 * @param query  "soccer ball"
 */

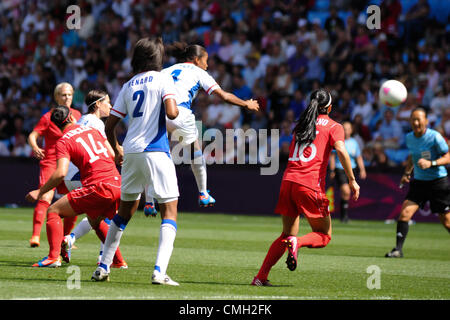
xmin=379 ymin=80 xmax=407 ymax=107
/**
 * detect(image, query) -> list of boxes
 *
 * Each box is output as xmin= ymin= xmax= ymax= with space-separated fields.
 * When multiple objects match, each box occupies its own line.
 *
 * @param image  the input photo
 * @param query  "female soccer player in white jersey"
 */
xmin=92 ymin=37 xmax=181 ymax=285
xmin=143 ymin=42 xmax=260 ymax=216
xmin=60 ymin=90 xmax=127 ymax=268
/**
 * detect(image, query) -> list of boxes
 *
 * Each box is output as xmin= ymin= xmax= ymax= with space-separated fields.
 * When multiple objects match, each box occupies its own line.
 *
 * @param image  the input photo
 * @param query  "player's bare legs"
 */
xmin=438 ymin=212 xmax=450 ymax=232
xmin=386 ymin=200 xmax=419 ymax=258
xmin=282 ymin=215 xmax=299 ymax=236
xmin=398 ymin=200 xmax=419 ymax=222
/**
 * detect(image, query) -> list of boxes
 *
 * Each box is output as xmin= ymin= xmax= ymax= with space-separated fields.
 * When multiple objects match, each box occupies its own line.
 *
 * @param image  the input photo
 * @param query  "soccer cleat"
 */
xmin=91 ymin=266 xmax=110 ymax=281
xmin=151 ymin=271 xmax=179 ymax=286
xmin=283 ymin=236 xmax=298 ymax=271
xmin=29 ymin=236 xmax=40 ymax=248
xmin=251 ymin=277 xmax=273 ymax=287
xmin=111 ymin=261 xmax=128 ymax=269
xmin=144 ymin=202 xmax=157 ymax=217
xmin=385 ymin=248 xmax=403 ymax=258
xmin=32 ymin=256 xmax=61 ymax=268
xmin=198 ymin=191 xmax=216 ymax=207
xmin=61 ymin=234 xmax=74 ymax=263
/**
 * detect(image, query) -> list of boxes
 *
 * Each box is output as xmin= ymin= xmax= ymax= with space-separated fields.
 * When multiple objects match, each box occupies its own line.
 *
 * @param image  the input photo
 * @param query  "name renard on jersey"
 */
xmin=128 ymin=75 xmax=153 ymax=87
xmin=62 ymin=125 xmax=96 ymax=139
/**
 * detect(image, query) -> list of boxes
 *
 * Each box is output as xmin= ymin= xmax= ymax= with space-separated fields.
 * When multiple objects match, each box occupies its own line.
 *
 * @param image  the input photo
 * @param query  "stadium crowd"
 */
xmin=0 ymin=0 xmax=448 ymax=169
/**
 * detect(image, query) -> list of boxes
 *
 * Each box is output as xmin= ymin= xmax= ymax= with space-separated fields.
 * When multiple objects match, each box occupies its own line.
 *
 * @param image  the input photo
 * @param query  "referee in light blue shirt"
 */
xmin=386 ymin=107 xmax=450 ymax=258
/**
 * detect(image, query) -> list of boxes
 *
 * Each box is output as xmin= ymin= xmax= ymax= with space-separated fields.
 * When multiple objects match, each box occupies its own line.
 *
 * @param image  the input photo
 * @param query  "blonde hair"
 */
xmin=53 ymin=82 xmax=74 ymax=100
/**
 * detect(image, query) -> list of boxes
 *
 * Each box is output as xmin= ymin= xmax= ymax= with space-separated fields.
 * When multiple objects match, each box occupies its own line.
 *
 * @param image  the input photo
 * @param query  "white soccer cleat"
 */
xmin=91 ymin=266 xmax=110 ymax=282
xmin=151 ymin=271 xmax=179 ymax=286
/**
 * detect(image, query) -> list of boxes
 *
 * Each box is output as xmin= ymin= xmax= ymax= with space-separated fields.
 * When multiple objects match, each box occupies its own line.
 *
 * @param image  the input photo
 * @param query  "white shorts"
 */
xmin=120 ymin=152 xmax=179 ymax=203
xmin=166 ymin=106 xmax=198 ymax=146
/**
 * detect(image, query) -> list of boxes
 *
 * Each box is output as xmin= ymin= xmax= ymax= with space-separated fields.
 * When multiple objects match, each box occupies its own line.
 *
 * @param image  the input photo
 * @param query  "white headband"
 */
xmin=87 ymin=95 xmax=107 ymax=108
xmin=324 ymin=92 xmax=332 ymax=108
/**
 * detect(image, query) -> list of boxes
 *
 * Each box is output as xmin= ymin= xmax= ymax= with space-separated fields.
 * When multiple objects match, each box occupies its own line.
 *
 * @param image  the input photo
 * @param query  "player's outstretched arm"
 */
xmin=211 ymin=88 xmax=259 ymax=111
xmin=335 ymin=140 xmax=360 ymax=201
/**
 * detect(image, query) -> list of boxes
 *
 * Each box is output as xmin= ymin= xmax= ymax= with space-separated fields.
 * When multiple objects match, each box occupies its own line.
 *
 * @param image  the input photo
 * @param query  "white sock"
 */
xmin=71 ymin=217 xmax=92 ymax=240
xmin=100 ymin=215 xmax=127 ymax=271
xmin=191 ymin=151 xmax=207 ymax=194
xmin=154 ymin=219 xmax=177 ymax=275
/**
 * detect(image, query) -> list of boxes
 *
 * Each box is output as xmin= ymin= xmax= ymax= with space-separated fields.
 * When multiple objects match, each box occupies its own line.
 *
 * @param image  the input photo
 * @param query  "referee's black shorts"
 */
xmin=334 ymin=168 xmax=359 ymax=187
xmin=406 ymin=176 xmax=450 ymax=214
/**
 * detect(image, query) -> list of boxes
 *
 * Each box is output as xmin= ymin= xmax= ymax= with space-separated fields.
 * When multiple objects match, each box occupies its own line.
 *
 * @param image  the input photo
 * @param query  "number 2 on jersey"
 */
xmin=76 ymin=134 xmax=109 ymax=163
xmin=132 ymin=90 xmax=145 ymax=117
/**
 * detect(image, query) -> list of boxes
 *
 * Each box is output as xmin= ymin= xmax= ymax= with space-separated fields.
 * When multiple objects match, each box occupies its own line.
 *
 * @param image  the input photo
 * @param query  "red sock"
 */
xmin=63 ymin=216 xmax=78 ymax=236
xmin=297 ymin=232 xmax=331 ymax=248
xmin=256 ymin=233 xmax=288 ymax=281
xmin=94 ymin=220 xmax=125 ymax=264
xmin=46 ymin=211 xmax=63 ymax=260
xmin=32 ymin=200 xmax=50 ymax=237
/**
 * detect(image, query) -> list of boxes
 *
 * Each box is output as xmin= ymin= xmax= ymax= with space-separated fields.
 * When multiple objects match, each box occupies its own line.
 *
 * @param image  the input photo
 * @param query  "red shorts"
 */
xmin=275 ymin=180 xmax=330 ymax=219
xmin=39 ymin=161 xmax=67 ymax=194
xmin=67 ymin=180 xmax=121 ymax=220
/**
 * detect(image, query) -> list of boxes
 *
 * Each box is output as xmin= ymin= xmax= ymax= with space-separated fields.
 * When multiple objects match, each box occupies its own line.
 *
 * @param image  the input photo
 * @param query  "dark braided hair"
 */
xmin=293 ymin=89 xmax=332 ymax=146
xmin=50 ymin=105 xmax=71 ymax=129
xmin=165 ymin=42 xmax=206 ymax=63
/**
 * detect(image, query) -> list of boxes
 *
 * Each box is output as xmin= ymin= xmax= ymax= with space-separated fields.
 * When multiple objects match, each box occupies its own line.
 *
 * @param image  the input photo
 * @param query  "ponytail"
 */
xmin=293 ymin=89 xmax=332 ymax=146
xmin=165 ymin=42 xmax=206 ymax=63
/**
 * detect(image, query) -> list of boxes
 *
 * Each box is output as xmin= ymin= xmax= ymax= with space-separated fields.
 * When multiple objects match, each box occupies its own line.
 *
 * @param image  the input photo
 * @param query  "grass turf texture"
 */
xmin=0 ymin=208 xmax=449 ymax=300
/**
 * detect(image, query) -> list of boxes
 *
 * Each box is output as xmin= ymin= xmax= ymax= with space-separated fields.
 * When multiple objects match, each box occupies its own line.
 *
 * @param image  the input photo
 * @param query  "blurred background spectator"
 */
xmin=0 ymin=0 xmax=448 ymax=171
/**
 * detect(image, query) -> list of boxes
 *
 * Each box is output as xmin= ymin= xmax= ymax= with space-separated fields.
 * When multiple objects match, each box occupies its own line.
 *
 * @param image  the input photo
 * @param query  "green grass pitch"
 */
xmin=0 ymin=208 xmax=449 ymax=300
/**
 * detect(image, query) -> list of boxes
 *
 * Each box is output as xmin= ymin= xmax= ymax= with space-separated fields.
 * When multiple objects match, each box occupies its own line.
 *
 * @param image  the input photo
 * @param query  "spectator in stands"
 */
xmin=242 ymin=56 xmax=264 ymax=92
xmin=324 ymin=6 xmax=345 ymax=44
xmin=403 ymin=0 xmax=430 ymax=45
xmin=11 ymin=132 xmax=31 ymax=157
xmin=351 ymin=91 xmax=373 ymax=126
xmin=373 ymin=108 xmax=404 ymax=150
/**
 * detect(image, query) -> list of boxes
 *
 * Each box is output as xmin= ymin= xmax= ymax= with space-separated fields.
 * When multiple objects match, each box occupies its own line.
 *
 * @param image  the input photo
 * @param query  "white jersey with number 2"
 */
xmin=111 ymin=71 xmax=176 ymax=154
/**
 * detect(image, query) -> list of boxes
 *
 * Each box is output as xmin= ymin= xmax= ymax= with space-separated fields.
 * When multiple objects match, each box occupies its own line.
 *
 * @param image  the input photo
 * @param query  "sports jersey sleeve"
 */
xmin=200 ymin=70 xmax=220 ymax=95
xmin=161 ymin=74 xmax=177 ymax=102
xmin=55 ymin=139 xmax=70 ymax=161
xmin=435 ymin=132 xmax=449 ymax=155
xmin=329 ymin=123 xmax=345 ymax=147
xmin=33 ymin=113 xmax=49 ymax=135
xmin=111 ymin=86 xmax=127 ymax=119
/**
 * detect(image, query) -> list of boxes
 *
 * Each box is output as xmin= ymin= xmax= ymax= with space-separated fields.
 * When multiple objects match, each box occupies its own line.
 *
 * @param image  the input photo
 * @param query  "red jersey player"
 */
xmin=252 ymin=89 xmax=360 ymax=286
xmin=27 ymin=83 xmax=82 ymax=247
xmin=26 ymin=105 xmax=126 ymax=268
